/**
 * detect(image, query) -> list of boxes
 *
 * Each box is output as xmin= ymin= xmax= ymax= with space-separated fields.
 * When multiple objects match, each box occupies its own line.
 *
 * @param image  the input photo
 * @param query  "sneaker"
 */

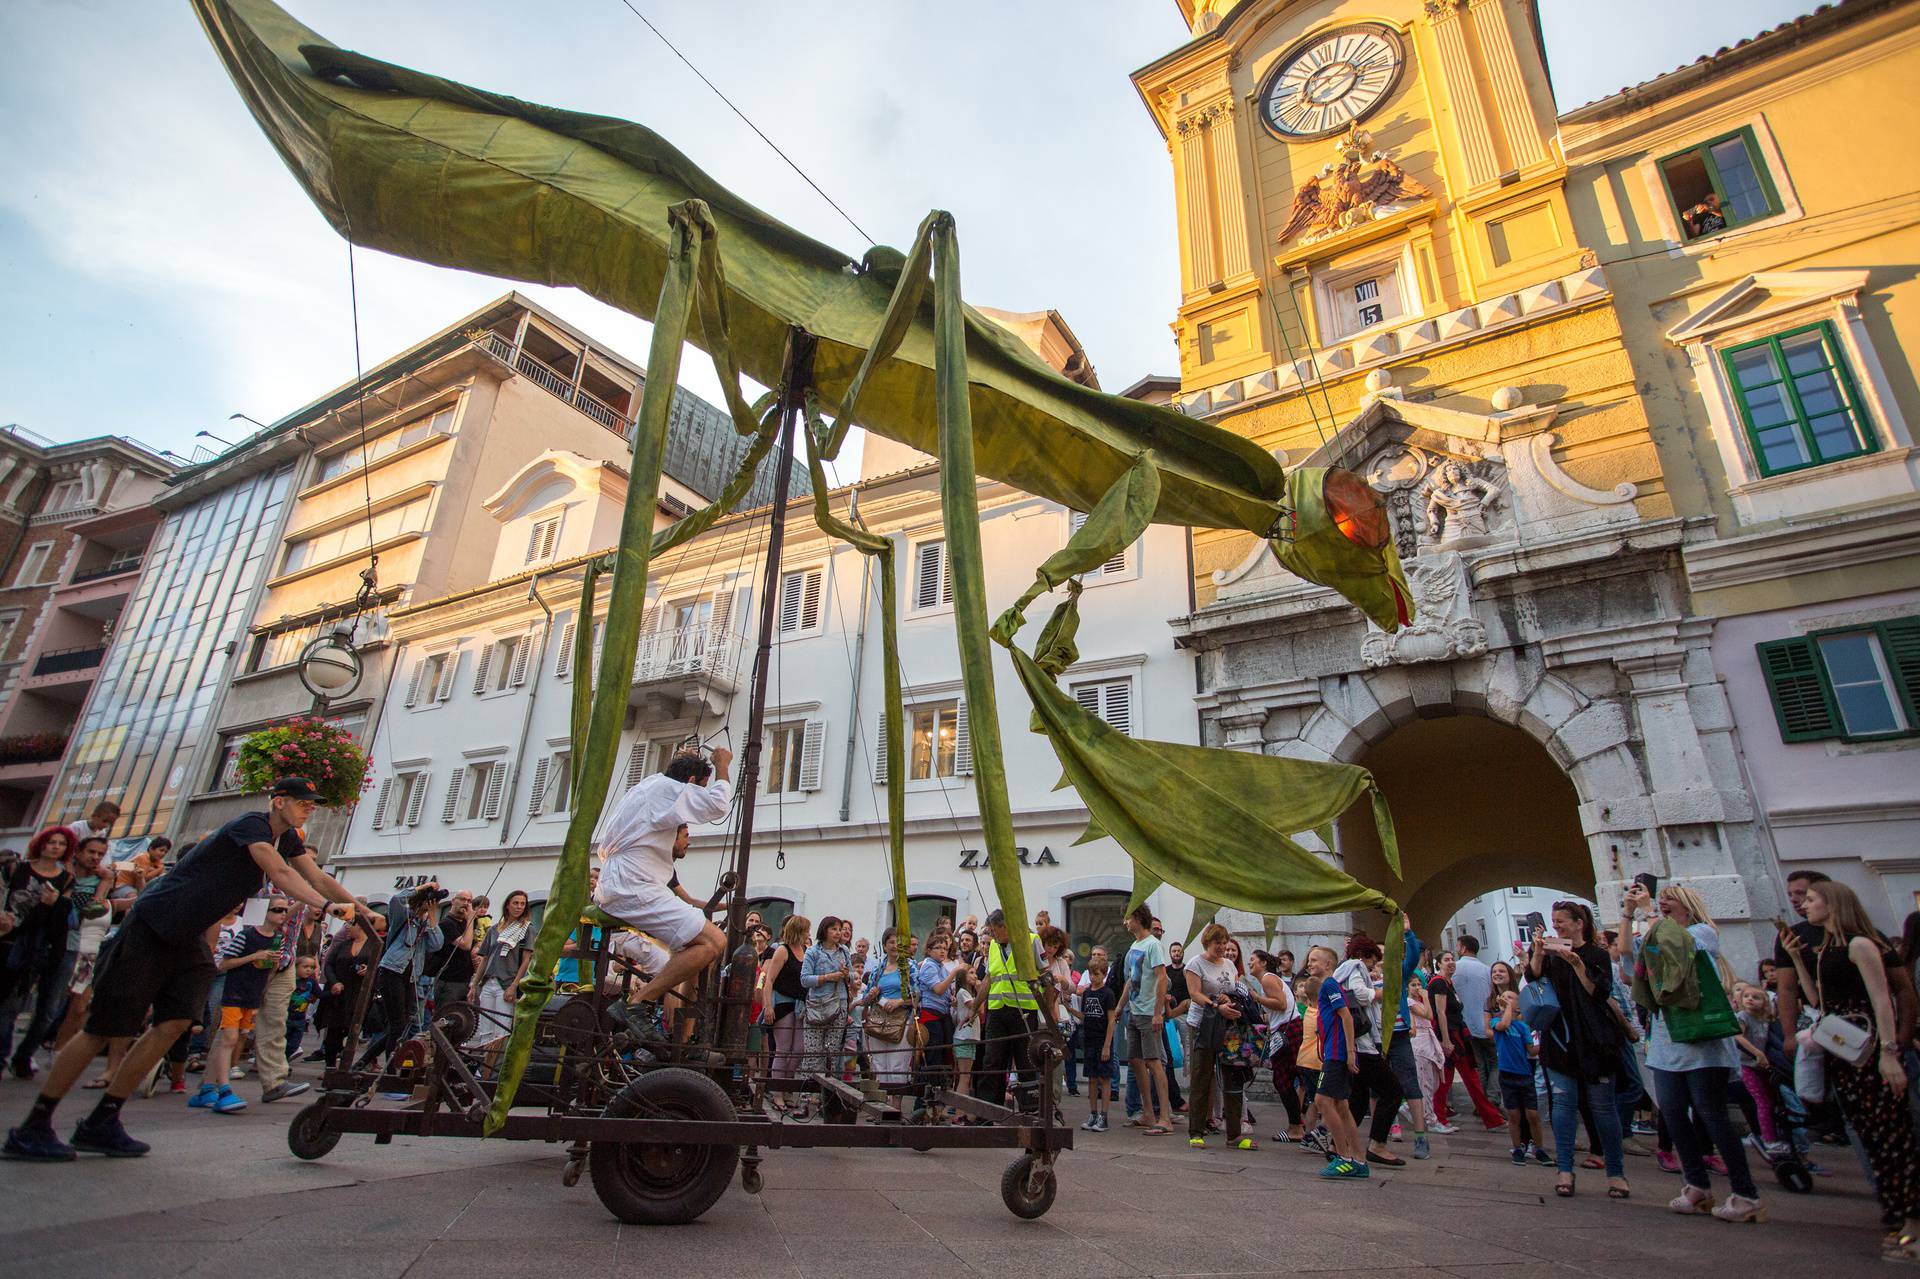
xmin=70 ymin=1114 xmax=150 ymax=1158
xmin=1656 ymin=1150 xmax=1682 ymax=1174
xmin=229 ymin=1067 xmax=247 ymax=1080
xmin=1712 ymin=1193 xmax=1766 ymax=1224
xmin=1232 ymin=1137 xmax=1257 ymax=1151
xmin=1413 ymin=1135 xmax=1431 ymax=1160
xmin=1632 ymin=1120 xmax=1658 ymax=1136
xmin=1482 ymin=1118 xmax=1507 ymax=1131
xmin=1081 ymin=1114 xmax=1100 ymax=1131
xmin=1512 ymin=1146 xmax=1528 ymax=1166
xmin=1301 ymin=1129 xmax=1333 ymax=1157
xmin=211 ymin=1086 xmax=247 ymax=1114
xmin=1095 ymin=1114 xmax=1110 ymax=1132
xmin=2 ymin=1125 xmax=75 ymax=1162
xmin=1189 ymin=1136 xmax=1207 ymax=1148
xmin=1531 ymin=1144 xmax=1553 ymax=1166
xmin=1318 ymin=1157 xmax=1356 ymax=1178
xmin=1065 ymin=1088 xmax=1080 ymax=1097
xmin=261 ymin=1082 xmax=311 ymax=1103
xmin=1429 ymin=1120 xmax=1459 ymax=1134
xmin=169 ymin=1080 xmax=188 ymax=1095
xmin=1670 ymin=1184 xmax=1716 ymax=1215
xmin=1704 ymin=1154 xmax=1728 ymax=1175
xmin=187 ymin=1083 xmax=221 ymax=1110
xmin=10 ymin=1057 xmax=36 ymax=1081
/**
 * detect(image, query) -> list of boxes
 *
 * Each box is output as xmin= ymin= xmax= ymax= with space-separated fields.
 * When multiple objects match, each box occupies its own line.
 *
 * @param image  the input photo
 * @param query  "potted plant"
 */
xmin=235 ymin=717 xmax=371 ymax=807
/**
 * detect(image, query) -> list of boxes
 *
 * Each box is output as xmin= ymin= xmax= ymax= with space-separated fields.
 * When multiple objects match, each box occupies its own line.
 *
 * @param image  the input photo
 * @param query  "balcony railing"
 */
xmin=32 ymin=646 xmax=106 ymax=677
xmin=633 ymin=624 xmax=745 ymax=687
xmin=472 ymin=330 xmax=634 ymax=440
xmin=68 ymin=558 xmax=142 ymax=585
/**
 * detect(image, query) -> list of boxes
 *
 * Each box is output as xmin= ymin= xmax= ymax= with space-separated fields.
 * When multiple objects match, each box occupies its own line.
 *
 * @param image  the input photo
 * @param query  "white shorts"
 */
xmin=610 ymin=930 xmax=669 ymax=978
xmin=593 ymin=882 xmax=707 ymax=951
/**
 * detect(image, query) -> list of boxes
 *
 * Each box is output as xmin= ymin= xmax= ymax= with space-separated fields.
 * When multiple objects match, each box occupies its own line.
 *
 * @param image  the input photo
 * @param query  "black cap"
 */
xmin=269 ymin=777 xmax=327 ymax=803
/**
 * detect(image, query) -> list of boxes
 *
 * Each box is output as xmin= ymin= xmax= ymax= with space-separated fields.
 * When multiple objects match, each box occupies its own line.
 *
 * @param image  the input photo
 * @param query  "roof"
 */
xmin=0 ymin=424 xmax=177 ymax=475
xmin=1559 ymin=0 xmax=1904 ymax=121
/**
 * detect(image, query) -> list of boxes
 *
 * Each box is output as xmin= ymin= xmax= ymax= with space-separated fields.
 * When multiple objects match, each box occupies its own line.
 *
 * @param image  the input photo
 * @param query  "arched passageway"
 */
xmin=1335 ymin=713 xmax=1594 ymax=943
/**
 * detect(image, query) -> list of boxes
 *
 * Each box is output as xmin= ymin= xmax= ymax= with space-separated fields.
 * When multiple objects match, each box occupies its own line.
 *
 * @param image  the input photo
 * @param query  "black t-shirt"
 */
xmin=1081 ymin=983 xmax=1117 ymax=1042
xmin=219 ymin=925 xmax=280 ymax=1009
xmin=1166 ymin=964 xmax=1191 ymax=1010
xmin=426 ymin=917 xmax=476 ymax=984
xmin=1428 ymin=975 xmax=1466 ymax=1037
xmin=4 ymin=863 xmax=73 ymax=954
xmin=131 ymin=812 xmax=309 ymax=943
xmin=1775 ymin=920 xmax=1822 ymax=970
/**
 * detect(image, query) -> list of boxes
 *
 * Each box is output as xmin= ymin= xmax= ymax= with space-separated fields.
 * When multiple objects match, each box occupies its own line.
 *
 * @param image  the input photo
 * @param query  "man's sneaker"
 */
xmin=1511 ymin=1146 xmax=1528 ymax=1166
xmin=187 ymin=1083 xmax=222 ymax=1109
xmin=1301 ymin=1128 xmax=1333 ymax=1157
xmin=2 ymin=1125 xmax=75 ymax=1162
xmin=71 ymin=1114 xmax=150 ymax=1158
xmin=1318 ymin=1157 xmax=1355 ymax=1178
xmin=1081 ymin=1114 xmax=1100 ymax=1131
xmin=1232 ymin=1137 xmax=1257 ymax=1151
xmin=1531 ymin=1143 xmax=1553 ymax=1166
xmin=1429 ymin=1120 xmax=1458 ymax=1134
xmin=1189 ymin=1136 xmax=1207 ymax=1148
xmin=1413 ymin=1134 xmax=1431 ymax=1160
xmin=211 ymin=1085 xmax=247 ymax=1114
xmin=261 ymin=1082 xmax=311 ymax=1103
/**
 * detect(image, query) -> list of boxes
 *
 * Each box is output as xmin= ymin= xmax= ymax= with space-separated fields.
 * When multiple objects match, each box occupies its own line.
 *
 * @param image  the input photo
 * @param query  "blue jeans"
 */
xmin=1546 ymin=1066 xmax=1625 ymax=1177
xmin=1650 ymin=1066 xmax=1758 ymax=1199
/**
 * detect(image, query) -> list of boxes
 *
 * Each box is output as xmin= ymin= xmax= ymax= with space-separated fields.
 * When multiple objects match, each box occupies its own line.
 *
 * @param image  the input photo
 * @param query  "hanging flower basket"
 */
xmin=235 ymin=717 xmax=371 ymax=807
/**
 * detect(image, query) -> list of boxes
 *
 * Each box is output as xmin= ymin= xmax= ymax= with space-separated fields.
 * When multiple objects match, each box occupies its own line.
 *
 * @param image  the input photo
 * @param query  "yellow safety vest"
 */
xmin=985 ymin=941 xmax=1038 ymax=1011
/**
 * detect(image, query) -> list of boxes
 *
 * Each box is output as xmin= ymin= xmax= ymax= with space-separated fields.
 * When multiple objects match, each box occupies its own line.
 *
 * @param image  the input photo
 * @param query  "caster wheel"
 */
xmin=287 ymin=1102 xmax=341 ymax=1161
xmin=741 ymin=1165 xmax=763 ymax=1194
xmin=1000 ymin=1152 xmax=1057 ymax=1220
xmin=1774 ymin=1160 xmax=1814 ymax=1194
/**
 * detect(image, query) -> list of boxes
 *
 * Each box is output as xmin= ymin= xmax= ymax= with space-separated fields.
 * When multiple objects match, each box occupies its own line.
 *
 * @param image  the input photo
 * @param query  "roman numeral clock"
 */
xmin=1258 ymin=24 xmax=1405 ymax=140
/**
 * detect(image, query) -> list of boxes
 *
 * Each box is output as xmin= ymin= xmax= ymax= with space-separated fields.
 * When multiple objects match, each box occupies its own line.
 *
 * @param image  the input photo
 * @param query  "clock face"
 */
xmin=1259 ymin=25 xmax=1405 ymax=140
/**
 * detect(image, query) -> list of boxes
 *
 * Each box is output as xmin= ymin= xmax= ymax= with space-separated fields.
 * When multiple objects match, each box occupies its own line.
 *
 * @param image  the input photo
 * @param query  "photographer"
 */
xmin=356 ymin=883 xmax=445 ymax=1071
xmin=3 ymin=778 xmax=359 ymax=1161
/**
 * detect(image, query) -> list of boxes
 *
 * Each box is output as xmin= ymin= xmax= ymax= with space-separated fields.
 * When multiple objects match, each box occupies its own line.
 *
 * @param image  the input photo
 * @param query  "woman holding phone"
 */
xmin=1528 ymin=900 xmax=1628 ymax=1200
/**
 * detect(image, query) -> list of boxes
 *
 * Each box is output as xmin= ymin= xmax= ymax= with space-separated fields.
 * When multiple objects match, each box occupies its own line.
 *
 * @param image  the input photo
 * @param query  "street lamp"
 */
xmin=195 ymin=429 xmax=237 ymax=449
xmin=229 ymin=413 xmax=270 ymax=430
xmin=298 ymin=624 xmax=363 ymax=707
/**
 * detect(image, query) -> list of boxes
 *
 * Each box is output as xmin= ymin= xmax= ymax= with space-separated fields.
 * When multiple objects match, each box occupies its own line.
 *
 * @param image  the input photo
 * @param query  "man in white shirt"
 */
xmin=1451 ymin=935 xmax=1497 ymax=1082
xmin=593 ymin=747 xmax=733 ymax=1011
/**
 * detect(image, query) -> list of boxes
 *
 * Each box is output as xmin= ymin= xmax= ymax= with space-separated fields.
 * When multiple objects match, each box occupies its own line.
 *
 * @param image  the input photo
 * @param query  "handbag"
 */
xmin=1519 ymin=978 xmax=1560 ymax=1033
xmin=1165 ymin=1020 xmax=1185 ymax=1069
xmin=1665 ymin=947 xmax=1742 ymax=1044
xmin=865 ymin=1002 xmax=909 ymax=1044
xmin=1806 ymin=943 xmax=1875 ymax=1067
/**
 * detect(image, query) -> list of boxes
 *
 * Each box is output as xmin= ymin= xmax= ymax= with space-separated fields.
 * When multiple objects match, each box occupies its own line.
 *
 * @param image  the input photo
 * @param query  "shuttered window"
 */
xmin=778 ymin=567 xmax=824 ymax=634
xmin=1071 ymin=677 xmax=1135 ymax=737
xmin=525 ymin=515 xmax=562 ymax=565
xmin=1068 ymin=510 xmax=1132 ymax=577
xmin=1758 ymin=618 xmax=1919 ymax=743
xmin=911 ymin=540 xmax=952 ymax=610
xmin=554 ymin=619 xmax=577 ymax=679
xmin=766 ymin=719 xmax=827 ymax=794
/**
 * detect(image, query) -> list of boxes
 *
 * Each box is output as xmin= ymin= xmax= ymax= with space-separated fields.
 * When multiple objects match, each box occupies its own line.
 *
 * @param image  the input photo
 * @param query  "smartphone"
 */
xmin=1633 ymin=872 xmax=1660 ymax=898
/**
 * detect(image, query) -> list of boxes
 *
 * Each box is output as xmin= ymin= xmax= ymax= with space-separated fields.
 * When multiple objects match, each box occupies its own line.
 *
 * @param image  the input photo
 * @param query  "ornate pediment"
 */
xmin=1213 ymin=383 xmax=1641 ymax=611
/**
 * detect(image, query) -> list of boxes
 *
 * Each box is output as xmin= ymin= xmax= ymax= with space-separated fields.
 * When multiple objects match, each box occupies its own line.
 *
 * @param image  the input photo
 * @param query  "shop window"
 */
xmin=1722 ymin=322 xmax=1875 ymax=477
xmin=1658 ymin=127 xmax=1781 ymax=241
xmin=907 ymin=896 xmax=958 ymax=944
xmin=1758 ymin=618 xmax=1919 ymax=743
xmin=1065 ymin=891 xmax=1131 ymax=967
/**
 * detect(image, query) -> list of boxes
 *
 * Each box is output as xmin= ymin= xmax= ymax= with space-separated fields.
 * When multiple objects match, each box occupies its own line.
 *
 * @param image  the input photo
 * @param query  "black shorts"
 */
xmin=1386 ymin=1032 xmax=1422 ymax=1099
xmin=1498 ymin=1070 xmax=1538 ymax=1112
xmin=1318 ymin=1062 xmax=1354 ymax=1102
xmin=84 ymin=914 xmax=217 ymax=1039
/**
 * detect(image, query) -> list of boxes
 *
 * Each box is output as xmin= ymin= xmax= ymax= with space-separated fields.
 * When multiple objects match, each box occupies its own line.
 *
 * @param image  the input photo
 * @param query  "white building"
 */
xmin=331 ymin=445 xmax=1203 ymax=964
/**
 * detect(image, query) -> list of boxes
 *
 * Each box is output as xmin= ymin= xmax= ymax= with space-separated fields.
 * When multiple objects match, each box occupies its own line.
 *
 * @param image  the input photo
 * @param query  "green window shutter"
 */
xmin=1879 ymin=618 xmax=1920 ymax=727
xmin=1756 ymin=637 xmax=1841 ymax=742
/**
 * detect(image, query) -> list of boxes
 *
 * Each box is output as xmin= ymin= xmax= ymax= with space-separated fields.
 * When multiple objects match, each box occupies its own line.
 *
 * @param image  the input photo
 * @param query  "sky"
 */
xmin=1 ymin=0 xmax=1819 ymax=472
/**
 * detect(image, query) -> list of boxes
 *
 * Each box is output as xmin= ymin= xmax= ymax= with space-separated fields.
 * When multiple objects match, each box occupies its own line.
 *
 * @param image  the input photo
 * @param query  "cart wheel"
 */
xmin=288 ymin=1102 xmax=341 ymax=1161
xmin=589 ymin=1067 xmax=740 ymax=1225
xmin=1000 ymin=1152 xmax=1057 ymax=1220
xmin=1774 ymin=1160 xmax=1814 ymax=1194
xmin=740 ymin=1164 xmax=763 ymax=1194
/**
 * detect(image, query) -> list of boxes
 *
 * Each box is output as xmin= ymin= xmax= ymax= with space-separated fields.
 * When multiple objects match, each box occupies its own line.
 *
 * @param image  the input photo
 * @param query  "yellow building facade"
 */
xmin=1560 ymin=1 xmax=1920 ymax=921
xmin=1135 ymin=0 xmax=1789 ymax=962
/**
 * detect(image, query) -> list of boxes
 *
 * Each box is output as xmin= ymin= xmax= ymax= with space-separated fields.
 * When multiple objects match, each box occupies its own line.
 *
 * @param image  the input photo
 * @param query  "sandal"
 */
xmin=1581 ymin=1155 xmax=1605 ymax=1170
xmin=1143 ymin=1125 xmax=1172 ymax=1136
xmin=82 ymin=1078 xmax=110 ymax=1090
xmin=1555 ymin=1174 xmax=1576 ymax=1198
xmin=1607 ymin=1179 xmax=1631 ymax=1200
xmin=1881 ymin=1232 xmax=1918 ymax=1264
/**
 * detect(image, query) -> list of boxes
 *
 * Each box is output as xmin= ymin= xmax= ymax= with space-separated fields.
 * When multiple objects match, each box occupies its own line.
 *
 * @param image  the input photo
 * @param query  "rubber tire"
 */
xmin=1774 ymin=1160 xmax=1814 ymax=1194
xmin=1000 ymin=1152 xmax=1057 ymax=1220
xmin=287 ymin=1102 xmax=342 ymax=1161
xmin=588 ymin=1067 xmax=739 ymax=1224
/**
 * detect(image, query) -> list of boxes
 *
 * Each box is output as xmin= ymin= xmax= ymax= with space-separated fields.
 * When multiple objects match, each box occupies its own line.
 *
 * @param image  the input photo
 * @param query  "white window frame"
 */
xmin=406 ymin=645 xmax=463 ymax=710
xmin=1313 ymin=245 xmax=1419 ymax=343
xmin=907 ymin=699 xmax=963 ymax=784
xmin=443 ymin=753 xmax=510 ymax=825
xmin=1815 ymin=630 xmax=1912 ymax=739
xmin=372 ymin=763 xmax=432 ymax=832
xmin=1634 ymin=114 xmax=1802 ymax=252
xmin=13 ymin=541 xmax=55 ymax=587
xmin=1668 ymin=270 xmax=1915 ymax=526
xmin=776 ymin=563 xmax=827 ymax=637
xmin=525 ymin=511 xmax=563 ymax=566
xmin=0 ymin=609 xmax=21 ymax=657
xmin=44 ymin=479 xmax=85 ymax=513
xmin=763 ymin=716 xmax=827 ymax=797
xmin=1066 ymin=510 xmax=1140 ymax=585
xmin=474 ymin=627 xmax=536 ymax=697
xmin=1069 ymin=675 xmax=1136 ymax=737
xmin=907 ymin=537 xmax=953 ymax=615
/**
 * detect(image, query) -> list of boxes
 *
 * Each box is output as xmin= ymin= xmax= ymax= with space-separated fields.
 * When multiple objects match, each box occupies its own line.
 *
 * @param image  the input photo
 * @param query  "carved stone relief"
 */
xmin=1359 ymin=551 xmax=1486 ymax=667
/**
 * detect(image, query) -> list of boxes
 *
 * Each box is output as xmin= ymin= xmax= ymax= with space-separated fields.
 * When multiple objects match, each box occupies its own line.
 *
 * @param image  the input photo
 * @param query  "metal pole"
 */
xmin=724 ymin=327 xmax=815 ymax=948
xmin=837 ymin=486 xmax=871 ymax=824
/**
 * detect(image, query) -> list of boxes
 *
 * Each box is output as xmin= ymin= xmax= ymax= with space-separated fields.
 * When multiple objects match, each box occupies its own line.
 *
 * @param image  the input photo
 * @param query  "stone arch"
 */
xmin=1312 ymin=664 xmax=1619 ymax=943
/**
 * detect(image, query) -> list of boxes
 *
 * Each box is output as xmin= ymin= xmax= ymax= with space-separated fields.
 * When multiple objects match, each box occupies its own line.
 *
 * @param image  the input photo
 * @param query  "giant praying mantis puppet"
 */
xmin=193 ymin=0 xmax=1418 ymax=1129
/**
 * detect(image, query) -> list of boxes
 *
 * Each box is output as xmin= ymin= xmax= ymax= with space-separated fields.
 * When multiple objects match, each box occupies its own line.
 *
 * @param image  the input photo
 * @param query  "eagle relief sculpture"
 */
xmin=1278 ymin=126 xmax=1432 ymax=247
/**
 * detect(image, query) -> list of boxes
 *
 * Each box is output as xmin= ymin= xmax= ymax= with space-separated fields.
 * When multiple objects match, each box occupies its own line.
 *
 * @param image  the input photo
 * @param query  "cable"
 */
xmin=342 ymin=235 xmax=382 ymax=636
xmin=612 ymin=0 xmax=874 ymax=247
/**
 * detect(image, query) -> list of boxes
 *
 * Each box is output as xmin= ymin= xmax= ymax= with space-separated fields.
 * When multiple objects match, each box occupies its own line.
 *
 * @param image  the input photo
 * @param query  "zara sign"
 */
xmin=957 ymin=845 xmax=1059 ymax=869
